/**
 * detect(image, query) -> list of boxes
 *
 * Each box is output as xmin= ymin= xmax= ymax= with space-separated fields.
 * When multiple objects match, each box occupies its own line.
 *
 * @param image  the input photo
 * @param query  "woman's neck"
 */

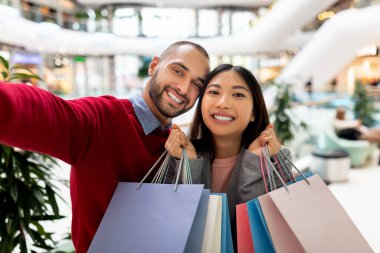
xmin=213 ymin=136 xmax=242 ymax=159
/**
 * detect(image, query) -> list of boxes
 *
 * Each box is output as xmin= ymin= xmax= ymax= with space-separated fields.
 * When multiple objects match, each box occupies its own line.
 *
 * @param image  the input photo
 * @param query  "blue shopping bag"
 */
xmin=247 ymin=198 xmax=275 ymax=253
xmin=213 ymin=193 xmax=234 ymax=253
xmin=186 ymin=189 xmax=211 ymax=252
xmin=294 ymin=171 xmax=314 ymax=182
xmin=88 ymin=183 xmax=209 ymax=253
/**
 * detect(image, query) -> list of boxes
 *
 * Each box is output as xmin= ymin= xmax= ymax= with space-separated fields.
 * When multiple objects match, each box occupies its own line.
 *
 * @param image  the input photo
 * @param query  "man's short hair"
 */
xmin=160 ymin=41 xmax=209 ymax=61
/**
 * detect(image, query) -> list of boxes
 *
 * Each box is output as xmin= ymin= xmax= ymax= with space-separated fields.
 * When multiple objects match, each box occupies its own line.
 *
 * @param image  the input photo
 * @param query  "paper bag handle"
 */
xmin=137 ymin=148 xmax=191 ymax=191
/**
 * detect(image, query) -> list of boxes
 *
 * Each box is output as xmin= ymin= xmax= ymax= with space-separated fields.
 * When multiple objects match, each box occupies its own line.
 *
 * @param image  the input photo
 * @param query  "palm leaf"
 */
xmin=0 ymin=55 xmax=66 ymax=250
xmin=1 ymin=71 xmax=7 ymax=80
xmin=9 ymin=73 xmax=43 ymax=82
xmin=0 ymin=54 xmax=9 ymax=71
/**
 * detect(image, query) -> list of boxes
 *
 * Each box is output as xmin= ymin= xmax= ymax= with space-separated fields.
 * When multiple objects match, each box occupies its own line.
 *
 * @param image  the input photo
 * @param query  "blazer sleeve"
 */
xmin=238 ymin=147 xmax=293 ymax=203
xmin=165 ymin=156 xmax=204 ymax=184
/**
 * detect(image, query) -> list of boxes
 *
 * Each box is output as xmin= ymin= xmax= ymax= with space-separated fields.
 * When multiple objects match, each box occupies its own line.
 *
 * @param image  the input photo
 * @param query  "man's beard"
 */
xmin=149 ymin=71 xmax=190 ymax=118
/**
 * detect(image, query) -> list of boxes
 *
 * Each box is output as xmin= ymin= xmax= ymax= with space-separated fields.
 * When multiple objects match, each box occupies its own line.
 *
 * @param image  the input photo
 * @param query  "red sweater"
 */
xmin=0 ymin=82 xmax=169 ymax=252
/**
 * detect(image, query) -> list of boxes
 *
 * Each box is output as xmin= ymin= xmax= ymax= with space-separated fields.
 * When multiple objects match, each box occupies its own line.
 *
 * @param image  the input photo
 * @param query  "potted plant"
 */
xmin=270 ymin=82 xmax=308 ymax=144
xmin=352 ymin=80 xmax=375 ymax=127
xmin=137 ymin=56 xmax=152 ymax=79
xmin=0 ymin=55 xmax=67 ymax=252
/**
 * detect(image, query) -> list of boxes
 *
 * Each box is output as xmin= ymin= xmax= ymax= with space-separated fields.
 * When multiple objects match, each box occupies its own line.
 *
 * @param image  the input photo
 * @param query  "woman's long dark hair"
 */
xmin=188 ymin=64 xmax=269 ymax=161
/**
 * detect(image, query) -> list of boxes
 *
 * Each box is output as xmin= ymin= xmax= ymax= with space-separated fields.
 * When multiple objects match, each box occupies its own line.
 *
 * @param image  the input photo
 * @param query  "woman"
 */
xmin=334 ymin=107 xmax=380 ymax=142
xmin=165 ymin=64 xmax=292 ymax=246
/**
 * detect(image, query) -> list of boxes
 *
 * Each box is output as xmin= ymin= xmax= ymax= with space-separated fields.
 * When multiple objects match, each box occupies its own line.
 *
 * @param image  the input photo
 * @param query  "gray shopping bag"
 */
xmin=89 ymin=149 xmax=210 ymax=253
xmin=88 ymin=183 xmax=209 ymax=253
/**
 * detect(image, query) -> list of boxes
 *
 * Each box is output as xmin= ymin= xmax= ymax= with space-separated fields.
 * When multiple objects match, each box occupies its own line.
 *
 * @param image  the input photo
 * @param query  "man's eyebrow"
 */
xmin=197 ymin=77 xmax=205 ymax=85
xmin=172 ymin=62 xmax=189 ymax=72
xmin=172 ymin=62 xmax=205 ymax=84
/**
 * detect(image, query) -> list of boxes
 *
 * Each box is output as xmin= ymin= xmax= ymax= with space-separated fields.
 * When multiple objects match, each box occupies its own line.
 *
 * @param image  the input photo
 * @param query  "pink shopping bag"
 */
xmin=236 ymin=203 xmax=255 ymax=253
xmin=259 ymin=174 xmax=373 ymax=253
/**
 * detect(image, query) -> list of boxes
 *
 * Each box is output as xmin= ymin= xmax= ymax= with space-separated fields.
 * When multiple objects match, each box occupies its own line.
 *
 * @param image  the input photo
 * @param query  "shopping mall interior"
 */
xmin=0 ymin=0 xmax=379 ymax=252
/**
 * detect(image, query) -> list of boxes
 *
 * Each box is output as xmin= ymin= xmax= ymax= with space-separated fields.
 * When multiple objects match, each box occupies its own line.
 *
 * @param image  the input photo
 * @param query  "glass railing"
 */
xmin=0 ymin=0 xmax=11 ymax=7
xmin=2 ymin=2 xmax=259 ymax=38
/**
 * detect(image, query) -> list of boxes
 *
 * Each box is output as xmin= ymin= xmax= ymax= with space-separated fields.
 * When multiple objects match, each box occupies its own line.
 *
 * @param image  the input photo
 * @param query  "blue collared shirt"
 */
xmin=130 ymin=91 xmax=171 ymax=135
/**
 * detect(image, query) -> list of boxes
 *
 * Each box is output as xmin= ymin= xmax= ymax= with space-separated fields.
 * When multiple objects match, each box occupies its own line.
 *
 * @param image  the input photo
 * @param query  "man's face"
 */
xmin=148 ymin=45 xmax=210 ymax=118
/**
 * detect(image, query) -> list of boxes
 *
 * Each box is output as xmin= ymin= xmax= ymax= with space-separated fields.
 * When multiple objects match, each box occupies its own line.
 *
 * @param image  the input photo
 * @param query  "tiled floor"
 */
xmin=328 ymin=150 xmax=380 ymax=252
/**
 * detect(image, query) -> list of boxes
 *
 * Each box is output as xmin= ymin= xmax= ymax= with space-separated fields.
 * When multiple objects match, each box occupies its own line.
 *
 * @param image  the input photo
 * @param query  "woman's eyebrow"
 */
xmin=232 ymin=85 xmax=249 ymax=92
xmin=206 ymin=84 xmax=249 ymax=92
xmin=206 ymin=84 xmax=221 ymax=89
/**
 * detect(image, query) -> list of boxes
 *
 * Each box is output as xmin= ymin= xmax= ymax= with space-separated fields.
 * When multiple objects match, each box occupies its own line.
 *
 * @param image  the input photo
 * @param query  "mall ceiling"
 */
xmin=75 ymin=0 xmax=273 ymax=8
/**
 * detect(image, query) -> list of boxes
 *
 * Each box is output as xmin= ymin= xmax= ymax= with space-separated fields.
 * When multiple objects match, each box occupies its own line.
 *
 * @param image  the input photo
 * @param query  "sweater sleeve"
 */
xmin=165 ymin=156 xmax=204 ymax=184
xmin=238 ymin=147 xmax=293 ymax=203
xmin=0 ymin=82 xmax=114 ymax=165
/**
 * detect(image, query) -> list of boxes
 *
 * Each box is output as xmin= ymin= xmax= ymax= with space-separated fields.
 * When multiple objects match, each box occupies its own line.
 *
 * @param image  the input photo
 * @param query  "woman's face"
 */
xmin=201 ymin=70 xmax=254 ymax=140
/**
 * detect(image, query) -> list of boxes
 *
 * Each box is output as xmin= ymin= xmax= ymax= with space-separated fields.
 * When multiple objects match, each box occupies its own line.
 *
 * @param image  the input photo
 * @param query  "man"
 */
xmin=0 ymin=41 xmax=210 ymax=252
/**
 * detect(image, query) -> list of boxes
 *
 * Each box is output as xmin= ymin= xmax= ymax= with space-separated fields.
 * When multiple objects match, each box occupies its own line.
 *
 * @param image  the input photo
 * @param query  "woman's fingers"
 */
xmin=165 ymin=127 xmax=195 ymax=159
xmin=165 ymin=129 xmax=184 ymax=158
xmin=258 ymin=129 xmax=281 ymax=156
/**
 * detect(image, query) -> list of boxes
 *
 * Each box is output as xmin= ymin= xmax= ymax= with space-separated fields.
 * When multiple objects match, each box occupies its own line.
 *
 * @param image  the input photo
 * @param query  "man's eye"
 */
xmin=192 ymin=82 xmax=201 ymax=90
xmin=174 ymin=69 xmax=183 ymax=77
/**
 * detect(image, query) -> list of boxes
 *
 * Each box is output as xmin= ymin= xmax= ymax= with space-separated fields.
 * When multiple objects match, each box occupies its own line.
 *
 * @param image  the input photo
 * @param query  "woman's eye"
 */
xmin=208 ymin=90 xmax=219 ymax=95
xmin=233 ymin=93 xmax=246 ymax=98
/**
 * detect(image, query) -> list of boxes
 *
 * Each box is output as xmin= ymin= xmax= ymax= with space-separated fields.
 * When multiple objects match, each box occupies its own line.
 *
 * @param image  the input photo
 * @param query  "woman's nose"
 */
xmin=215 ymin=95 xmax=231 ymax=109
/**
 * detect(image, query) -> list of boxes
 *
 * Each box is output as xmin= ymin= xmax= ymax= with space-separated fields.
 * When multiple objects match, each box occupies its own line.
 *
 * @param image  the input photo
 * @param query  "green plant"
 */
xmin=0 ymin=55 xmax=67 ymax=252
xmin=352 ymin=80 xmax=375 ymax=127
xmin=0 ymin=56 xmax=42 ymax=82
xmin=270 ymin=83 xmax=307 ymax=144
xmin=137 ymin=56 xmax=152 ymax=79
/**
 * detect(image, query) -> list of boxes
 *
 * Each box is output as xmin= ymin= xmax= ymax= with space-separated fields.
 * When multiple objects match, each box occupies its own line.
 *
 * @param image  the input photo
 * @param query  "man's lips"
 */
xmin=166 ymin=89 xmax=185 ymax=105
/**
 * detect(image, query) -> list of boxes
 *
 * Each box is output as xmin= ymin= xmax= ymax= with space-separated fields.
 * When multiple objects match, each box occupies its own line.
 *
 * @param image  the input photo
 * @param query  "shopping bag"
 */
xmin=236 ymin=203 xmax=254 ymax=253
xmin=213 ymin=193 xmax=234 ymax=253
xmin=244 ymin=147 xmax=291 ymax=253
xmin=88 ymin=150 xmax=210 ymax=253
xmin=259 ymin=174 xmax=374 ymax=253
xmin=247 ymin=198 xmax=275 ymax=253
xmin=238 ymin=145 xmax=309 ymax=253
xmin=185 ymin=189 xmax=211 ymax=252
xmin=201 ymin=194 xmax=222 ymax=253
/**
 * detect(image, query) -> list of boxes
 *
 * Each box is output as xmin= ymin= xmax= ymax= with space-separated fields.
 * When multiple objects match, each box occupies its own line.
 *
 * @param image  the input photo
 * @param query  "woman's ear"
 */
xmin=148 ymin=57 xmax=160 ymax=76
xmin=250 ymin=114 xmax=255 ymax=122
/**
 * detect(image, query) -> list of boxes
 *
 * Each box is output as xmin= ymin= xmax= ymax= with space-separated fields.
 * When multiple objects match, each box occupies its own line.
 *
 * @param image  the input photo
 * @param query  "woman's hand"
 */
xmin=248 ymin=124 xmax=281 ymax=156
xmin=165 ymin=124 xmax=197 ymax=159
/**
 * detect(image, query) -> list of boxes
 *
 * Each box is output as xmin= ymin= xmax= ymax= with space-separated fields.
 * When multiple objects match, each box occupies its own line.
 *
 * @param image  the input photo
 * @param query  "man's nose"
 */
xmin=176 ymin=79 xmax=191 ymax=95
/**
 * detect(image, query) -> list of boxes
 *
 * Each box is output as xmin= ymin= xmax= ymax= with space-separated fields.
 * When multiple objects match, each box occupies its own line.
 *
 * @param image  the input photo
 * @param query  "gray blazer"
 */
xmin=168 ymin=147 xmax=293 ymax=220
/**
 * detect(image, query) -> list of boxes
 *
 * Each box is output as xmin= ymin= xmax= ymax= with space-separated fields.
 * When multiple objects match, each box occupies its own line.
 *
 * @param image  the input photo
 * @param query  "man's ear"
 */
xmin=148 ymin=57 xmax=160 ymax=76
